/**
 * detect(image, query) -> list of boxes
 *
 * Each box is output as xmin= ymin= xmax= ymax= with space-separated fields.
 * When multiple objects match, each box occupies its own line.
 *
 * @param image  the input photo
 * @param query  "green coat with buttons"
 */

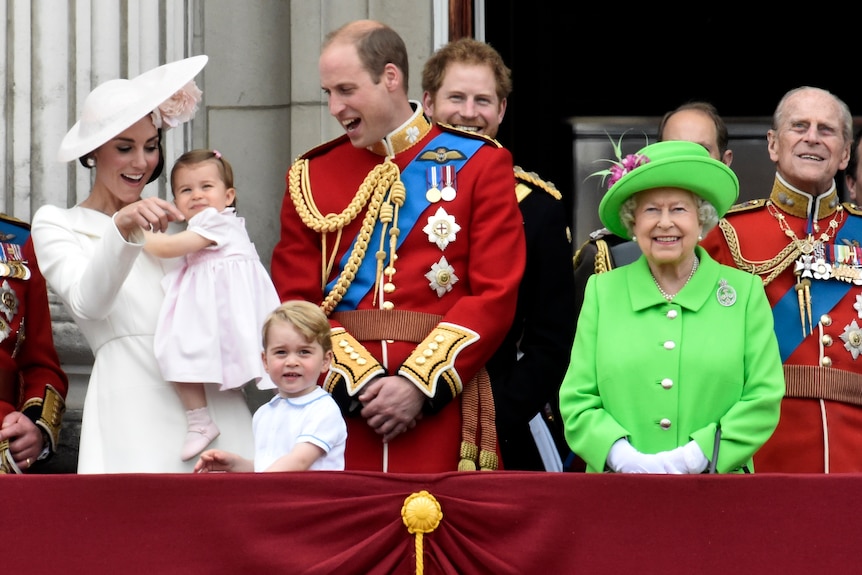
xmin=560 ymin=246 xmax=785 ymax=473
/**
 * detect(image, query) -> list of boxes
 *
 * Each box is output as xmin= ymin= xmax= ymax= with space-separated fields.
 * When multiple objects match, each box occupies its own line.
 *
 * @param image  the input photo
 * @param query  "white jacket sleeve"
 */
xmin=31 ymin=206 xmax=145 ymax=321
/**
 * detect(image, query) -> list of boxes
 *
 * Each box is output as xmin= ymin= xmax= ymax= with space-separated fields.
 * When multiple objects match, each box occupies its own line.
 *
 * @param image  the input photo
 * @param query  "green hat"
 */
xmin=597 ymin=140 xmax=739 ymax=238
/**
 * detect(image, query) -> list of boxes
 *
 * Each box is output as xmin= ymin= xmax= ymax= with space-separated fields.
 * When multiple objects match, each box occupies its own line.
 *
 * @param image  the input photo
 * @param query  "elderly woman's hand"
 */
xmin=113 ymin=196 xmax=185 ymax=240
xmin=607 ymin=438 xmax=666 ymax=473
xmin=656 ymin=441 xmax=709 ymax=474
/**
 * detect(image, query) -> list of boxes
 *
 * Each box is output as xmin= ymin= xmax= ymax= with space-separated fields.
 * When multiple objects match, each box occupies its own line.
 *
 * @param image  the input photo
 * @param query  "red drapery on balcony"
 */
xmin=8 ymin=470 xmax=862 ymax=574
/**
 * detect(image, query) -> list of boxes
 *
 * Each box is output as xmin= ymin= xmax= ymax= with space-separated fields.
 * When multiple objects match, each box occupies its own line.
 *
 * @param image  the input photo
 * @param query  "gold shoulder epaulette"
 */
xmin=298 ymin=134 xmax=351 ymax=161
xmin=843 ymin=202 xmax=862 ymax=216
xmin=725 ymin=198 xmax=767 ymax=214
xmin=437 ymin=123 xmax=502 ymax=148
xmin=0 ymin=213 xmax=30 ymax=231
xmin=513 ymin=166 xmax=562 ymax=201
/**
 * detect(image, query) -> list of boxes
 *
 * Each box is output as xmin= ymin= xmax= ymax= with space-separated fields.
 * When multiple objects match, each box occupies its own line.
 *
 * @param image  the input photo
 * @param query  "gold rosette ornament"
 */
xmin=401 ymin=490 xmax=443 ymax=575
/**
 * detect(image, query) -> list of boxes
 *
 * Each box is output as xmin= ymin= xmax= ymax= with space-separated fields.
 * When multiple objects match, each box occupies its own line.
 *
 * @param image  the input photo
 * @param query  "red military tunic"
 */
xmin=701 ymin=175 xmax=862 ymax=472
xmin=0 ymin=216 xmax=68 ymax=473
xmin=271 ymin=107 xmax=525 ymax=473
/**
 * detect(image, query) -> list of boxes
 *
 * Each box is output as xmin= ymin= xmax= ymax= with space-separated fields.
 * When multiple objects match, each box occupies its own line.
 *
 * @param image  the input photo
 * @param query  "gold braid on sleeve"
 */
xmin=23 ymin=385 xmax=66 ymax=453
xmin=324 ymin=327 xmax=384 ymax=396
xmin=289 ymin=157 xmax=403 ymax=316
xmin=718 ymin=218 xmax=800 ymax=286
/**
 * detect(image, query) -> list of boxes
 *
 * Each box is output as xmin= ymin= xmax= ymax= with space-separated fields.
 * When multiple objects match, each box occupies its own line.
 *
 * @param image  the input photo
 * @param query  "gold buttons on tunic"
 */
xmin=821 ymin=314 xmax=832 ymax=327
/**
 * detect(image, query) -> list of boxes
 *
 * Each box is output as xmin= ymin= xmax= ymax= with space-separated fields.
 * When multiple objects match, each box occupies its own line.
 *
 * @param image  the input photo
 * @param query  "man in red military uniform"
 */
xmin=701 ymin=86 xmax=859 ymax=472
xmin=421 ymin=38 xmax=576 ymax=471
xmin=0 ymin=215 xmax=68 ymax=473
xmin=271 ymin=20 xmax=525 ymax=473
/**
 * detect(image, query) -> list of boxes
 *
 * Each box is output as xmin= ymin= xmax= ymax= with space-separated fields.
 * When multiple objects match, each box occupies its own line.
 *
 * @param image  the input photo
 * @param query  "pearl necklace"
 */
xmin=652 ymin=256 xmax=699 ymax=301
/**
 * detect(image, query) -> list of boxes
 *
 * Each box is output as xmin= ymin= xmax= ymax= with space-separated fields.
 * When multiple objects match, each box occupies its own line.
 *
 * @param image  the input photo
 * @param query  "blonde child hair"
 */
xmin=262 ymin=300 xmax=332 ymax=353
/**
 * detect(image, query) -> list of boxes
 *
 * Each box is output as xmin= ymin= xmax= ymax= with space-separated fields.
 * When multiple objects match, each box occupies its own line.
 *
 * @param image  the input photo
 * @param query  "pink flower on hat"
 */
xmin=606 ymin=153 xmax=650 ymax=189
xmin=151 ymin=80 xmax=203 ymax=129
xmin=589 ymin=131 xmax=651 ymax=190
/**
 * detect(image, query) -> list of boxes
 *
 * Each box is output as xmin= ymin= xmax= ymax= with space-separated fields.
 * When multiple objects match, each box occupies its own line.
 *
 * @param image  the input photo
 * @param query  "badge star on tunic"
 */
xmin=425 ymin=256 xmax=458 ymax=297
xmin=423 ymin=207 xmax=461 ymax=250
xmin=854 ymin=294 xmax=862 ymax=319
xmin=840 ymin=319 xmax=862 ymax=360
xmin=0 ymin=280 xmax=18 ymax=322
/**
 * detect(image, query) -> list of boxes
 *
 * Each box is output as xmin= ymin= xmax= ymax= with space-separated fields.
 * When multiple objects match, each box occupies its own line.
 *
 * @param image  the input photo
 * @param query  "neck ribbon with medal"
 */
xmin=768 ymin=196 xmax=862 ymax=365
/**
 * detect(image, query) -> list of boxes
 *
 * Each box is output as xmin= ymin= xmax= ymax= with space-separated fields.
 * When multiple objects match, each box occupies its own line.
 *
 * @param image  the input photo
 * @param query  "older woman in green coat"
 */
xmin=560 ymin=140 xmax=784 ymax=474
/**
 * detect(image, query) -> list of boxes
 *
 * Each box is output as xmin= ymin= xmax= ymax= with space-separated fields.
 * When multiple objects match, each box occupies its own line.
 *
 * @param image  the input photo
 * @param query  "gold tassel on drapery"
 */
xmin=402 ymin=490 xmax=443 ymax=575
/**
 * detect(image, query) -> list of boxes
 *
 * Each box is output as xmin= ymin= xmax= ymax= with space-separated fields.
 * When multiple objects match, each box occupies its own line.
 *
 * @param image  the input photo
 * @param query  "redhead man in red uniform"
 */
xmin=270 ymin=20 xmax=525 ymax=473
xmin=0 ymin=216 xmax=68 ymax=473
xmin=701 ymin=86 xmax=861 ymax=472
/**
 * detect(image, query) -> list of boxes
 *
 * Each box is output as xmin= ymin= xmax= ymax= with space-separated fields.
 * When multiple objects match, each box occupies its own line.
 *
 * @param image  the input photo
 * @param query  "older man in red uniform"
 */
xmin=0 ymin=216 xmax=68 ymax=473
xmin=701 ymin=86 xmax=859 ymax=472
xmin=270 ymin=21 xmax=525 ymax=473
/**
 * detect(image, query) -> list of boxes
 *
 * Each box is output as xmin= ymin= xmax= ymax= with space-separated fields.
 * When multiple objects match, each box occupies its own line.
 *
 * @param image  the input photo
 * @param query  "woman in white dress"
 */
xmin=30 ymin=56 xmax=255 ymax=473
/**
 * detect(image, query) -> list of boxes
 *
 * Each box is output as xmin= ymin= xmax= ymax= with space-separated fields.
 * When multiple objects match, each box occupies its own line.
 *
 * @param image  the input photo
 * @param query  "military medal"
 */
xmin=8 ymin=262 xmax=29 ymax=280
xmin=826 ymin=244 xmax=862 ymax=285
xmin=0 ymin=242 xmax=28 ymax=280
xmin=440 ymin=165 xmax=456 ymax=201
xmin=426 ymin=167 xmax=442 ymax=203
xmin=767 ymin=200 xmax=845 ymax=336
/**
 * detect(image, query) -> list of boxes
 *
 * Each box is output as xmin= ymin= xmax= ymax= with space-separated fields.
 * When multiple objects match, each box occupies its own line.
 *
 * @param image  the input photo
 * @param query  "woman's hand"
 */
xmin=113 ymin=197 xmax=185 ymax=240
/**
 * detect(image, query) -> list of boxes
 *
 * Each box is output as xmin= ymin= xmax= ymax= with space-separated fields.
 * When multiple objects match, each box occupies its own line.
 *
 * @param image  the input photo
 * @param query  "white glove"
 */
xmin=606 ymin=438 xmax=666 ymax=473
xmin=657 ymin=441 xmax=709 ymax=474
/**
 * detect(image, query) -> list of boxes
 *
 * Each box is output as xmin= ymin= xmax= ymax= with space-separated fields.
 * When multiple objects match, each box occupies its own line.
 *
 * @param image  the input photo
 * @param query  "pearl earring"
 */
xmin=698 ymin=235 xmax=703 ymax=241
xmin=86 ymin=157 xmax=95 ymax=167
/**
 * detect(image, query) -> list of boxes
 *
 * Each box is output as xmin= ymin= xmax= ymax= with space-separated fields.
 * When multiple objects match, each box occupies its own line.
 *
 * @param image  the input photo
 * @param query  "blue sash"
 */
xmin=773 ymin=215 xmax=862 ymax=361
xmin=329 ymin=132 xmax=484 ymax=311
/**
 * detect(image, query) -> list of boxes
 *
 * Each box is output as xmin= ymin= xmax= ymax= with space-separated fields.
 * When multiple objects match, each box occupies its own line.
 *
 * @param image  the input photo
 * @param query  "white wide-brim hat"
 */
xmin=57 ymin=54 xmax=208 ymax=162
